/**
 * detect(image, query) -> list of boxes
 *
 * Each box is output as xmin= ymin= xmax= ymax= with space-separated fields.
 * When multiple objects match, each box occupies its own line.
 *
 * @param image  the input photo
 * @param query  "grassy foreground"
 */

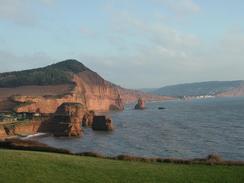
xmin=0 ymin=149 xmax=243 ymax=183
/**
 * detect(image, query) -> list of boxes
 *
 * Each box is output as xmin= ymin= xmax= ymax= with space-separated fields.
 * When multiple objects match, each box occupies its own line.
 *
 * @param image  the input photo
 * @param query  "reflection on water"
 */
xmin=32 ymin=97 xmax=244 ymax=160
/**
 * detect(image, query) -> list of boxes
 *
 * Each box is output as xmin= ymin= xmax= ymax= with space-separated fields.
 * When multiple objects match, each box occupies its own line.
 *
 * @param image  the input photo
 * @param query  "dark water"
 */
xmin=32 ymin=97 xmax=244 ymax=160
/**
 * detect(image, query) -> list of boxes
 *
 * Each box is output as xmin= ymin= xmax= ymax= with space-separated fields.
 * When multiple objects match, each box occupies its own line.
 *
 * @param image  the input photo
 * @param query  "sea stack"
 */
xmin=92 ymin=116 xmax=113 ymax=131
xmin=51 ymin=103 xmax=86 ymax=137
xmin=134 ymin=97 xmax=145 ymax=110
xmin=82 ymin=110 xmax=95 ymax=127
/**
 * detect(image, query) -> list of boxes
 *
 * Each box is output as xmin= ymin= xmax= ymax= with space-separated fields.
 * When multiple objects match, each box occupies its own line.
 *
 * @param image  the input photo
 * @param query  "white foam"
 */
xmin=21 ymin=133 xmax=47 ymax=140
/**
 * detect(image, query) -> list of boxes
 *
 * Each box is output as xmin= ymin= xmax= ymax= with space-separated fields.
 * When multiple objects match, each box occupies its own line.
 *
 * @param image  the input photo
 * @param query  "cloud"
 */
xmin=39 ymin=0 xmax=56 ymax=5
xmin=0 ymin=0 xmax=56 ymax=25
xmin=0 ymin=37 xmax=5 ymax=44
xmin=153 ymin=0 xmax=200 ymax=16
xmin=79 ymin=7 xmax=244 ymax=88
xmin=76 ymin=3 xmax=203 ymax=87
xmin=81 ymin=28 xmax=244 ymax=88
xmin=0 ymin=0 xmax=243 ymax=88
xmin=0 ymin=0 xmax=33 ymax=25
xmin=80 ymin=27 xmax=96 ymax=37
xmin=107 ymin=10 xmax=200 ymax=60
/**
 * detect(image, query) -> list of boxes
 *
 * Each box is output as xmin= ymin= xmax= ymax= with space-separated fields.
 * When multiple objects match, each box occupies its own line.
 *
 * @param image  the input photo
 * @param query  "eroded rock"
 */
xmin=82 ymin=110 xmax=95 ymax=127
xmin=134 ymin=97 xmax=145 ymax=110
xmin=92 ymin=116 xmax=113 ymax=131
xmin=51 ymin=103 xmax=86 ymax=137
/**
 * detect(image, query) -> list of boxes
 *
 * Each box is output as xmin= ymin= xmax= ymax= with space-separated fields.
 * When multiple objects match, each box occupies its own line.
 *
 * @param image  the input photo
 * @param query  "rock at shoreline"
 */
xmin=92 ymin=116 xmax=113 ymax=131
xmin=134 ymin=97 xmax=145 ymax=110
xmin=109 ymin=94 xmax=124 ymax=111
xmin=51 ymin=103 xmax=85 ymax=137
xmin=158 ymin=107 xmax=166 ymax=110
xmin=82 ymin=110 xmax=95 ymax=127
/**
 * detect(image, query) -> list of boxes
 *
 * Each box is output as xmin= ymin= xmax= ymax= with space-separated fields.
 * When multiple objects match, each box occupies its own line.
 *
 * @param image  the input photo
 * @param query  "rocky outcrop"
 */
xmin=92 ymin=116 xmax=113 ymax=131
xmin=7 ymin=73 xmax=125 ymax=114
xmin=50 ymin=103 xmax=86 ymax=137
xmin=5 ymin=61 xmax=125 ymax=113
xmin=118 ymin=87 xmax=173 ymax=104
xmin=0 ymin=120 xmax=42 ymax=139
xmin=158 ymin=107 xmax=166 ymax=110
xmin=72 ymin=71 xmax=124 ymax=112
xmin=0 ymin=126 xmax=8 ymax=139
xmin=82 ymin=110 xmax=95 ymax=127
xmin=109 ymin=94 xmax=124 ymax=110
xmin=134 ymin=98 xmax=145 ymax=110
xmin=0 ymin=60 xmax=170 ymax=113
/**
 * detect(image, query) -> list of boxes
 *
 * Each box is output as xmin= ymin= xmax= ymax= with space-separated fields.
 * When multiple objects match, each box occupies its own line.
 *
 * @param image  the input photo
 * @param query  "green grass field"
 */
xmin=0 ymin=149 xmax=243 ymax=183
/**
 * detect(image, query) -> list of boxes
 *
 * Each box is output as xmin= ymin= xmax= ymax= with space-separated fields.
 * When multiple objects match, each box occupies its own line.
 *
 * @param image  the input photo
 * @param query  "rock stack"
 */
xmin=134 ymin=97 xmax=145 ymax=110
xmin=92 ymin=116 xmax=113 ymax=131
xmin=51 ymin=103 xmax=86 ymax=137
xmin=44 ymin=102 xmax=115 ymax=136
xmin=82 ymin=110 xmax=95 ymax=127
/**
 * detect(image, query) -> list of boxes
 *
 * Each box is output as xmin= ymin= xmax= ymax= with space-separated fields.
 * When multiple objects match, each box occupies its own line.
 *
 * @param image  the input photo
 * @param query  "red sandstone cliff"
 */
xmin=9 ymin=71 xmax=125 ymax=113
xmin=0 ymin=120 xmax=42 ymax=139
xmin=118 ymin=87 xmax=173 ymax=104
xmin=0 ymin=60 xmax=170 ymax=113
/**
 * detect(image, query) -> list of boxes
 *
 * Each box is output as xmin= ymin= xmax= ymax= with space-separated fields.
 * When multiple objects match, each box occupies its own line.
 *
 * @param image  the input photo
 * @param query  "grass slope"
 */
xmin=0 ymin=150 xmax=243 ymax=183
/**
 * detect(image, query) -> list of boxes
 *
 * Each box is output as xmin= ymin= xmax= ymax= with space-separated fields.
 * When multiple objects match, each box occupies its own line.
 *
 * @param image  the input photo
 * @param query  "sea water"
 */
xmin=32 ymin=97 xmax=244 ymax=160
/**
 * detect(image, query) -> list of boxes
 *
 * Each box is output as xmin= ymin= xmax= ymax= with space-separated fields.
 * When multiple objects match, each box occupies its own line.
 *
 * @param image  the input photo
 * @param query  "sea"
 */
xmin=31 ymin=97 xmax=244 ymax=160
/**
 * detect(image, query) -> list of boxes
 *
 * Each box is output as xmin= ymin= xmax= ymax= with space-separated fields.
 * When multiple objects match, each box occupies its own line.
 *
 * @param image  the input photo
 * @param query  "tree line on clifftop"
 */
xmin=0 ymin=59 xmax=87 ymax=87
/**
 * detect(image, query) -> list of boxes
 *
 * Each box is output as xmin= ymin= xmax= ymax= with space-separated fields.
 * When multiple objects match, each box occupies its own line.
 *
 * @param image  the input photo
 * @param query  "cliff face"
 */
xmin=0 ymin=120 xmax=42 ymax=139
xmin=72 ymin=71 xmax=124 ymax=111
xmin=11 ymin=72 xmax=124 ymax=113
xmin=118 ymin=87 xmax=173 ymax=104
xmin=50 ymin=103 xmax=86 ymax=137
xmin=0 ymin=60 xmax=124 ymax=113
xmin=0 ymin=59 xmax=168 ymax=113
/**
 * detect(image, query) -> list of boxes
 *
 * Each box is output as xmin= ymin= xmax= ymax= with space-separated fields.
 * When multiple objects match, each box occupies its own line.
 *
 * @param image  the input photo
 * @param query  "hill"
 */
xmin=0 ymin=59 xmax=168 ymax=113
xmin=217 ymin=85 xmax=244 ymax=97
xmin=151 ymin=81 xmax=244 ymax=97
xmin=0 ymin=150 xmax=243 ymax=183
xmin=0 ymin=59 xmax=89 ymax=87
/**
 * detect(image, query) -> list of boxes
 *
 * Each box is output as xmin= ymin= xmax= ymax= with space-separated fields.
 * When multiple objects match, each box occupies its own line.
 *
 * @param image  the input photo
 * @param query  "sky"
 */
xmin=0 ymin=0 xmax=244 ymax=89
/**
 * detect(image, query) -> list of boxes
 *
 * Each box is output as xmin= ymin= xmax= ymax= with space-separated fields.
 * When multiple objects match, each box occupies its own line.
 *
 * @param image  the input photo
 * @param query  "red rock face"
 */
xmin=50 ymin=103 xmax=86 ymax=137
xmin=10 ymin=71 xmax=124 ymax=113
xmin=92 ymin=116 xmax=113 ymax=131
xmin=73 ymin=71 xmax=124 ymax=112
xmin=1 ymin=67 xmax=171 ymax=114
xmin=0 ymin=120 xmax=42 ymax=139
xmin=118 ymin=88 xmax=174 ymax=104
xmin=82 ymin=110 xmax=95 ymax=127
xmin=134 ymin=98 xmax=145 ymax=110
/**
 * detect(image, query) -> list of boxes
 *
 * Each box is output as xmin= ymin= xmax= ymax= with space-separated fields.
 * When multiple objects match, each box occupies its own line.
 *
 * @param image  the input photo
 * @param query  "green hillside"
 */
xmin=0 ymin=59 xmax=88 ymax=87
xmin=0 ymin=149 xmax=243 ymax=183
xmin=153 ymin=80 xmax=244 ymax=97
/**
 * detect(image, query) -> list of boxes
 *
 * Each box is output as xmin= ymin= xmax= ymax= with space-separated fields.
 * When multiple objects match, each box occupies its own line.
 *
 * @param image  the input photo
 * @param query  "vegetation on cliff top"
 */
xmin=0 ymin=59 xmax=88 ymax=87
xmin=0 ymin=149 xmax=243 ymax=183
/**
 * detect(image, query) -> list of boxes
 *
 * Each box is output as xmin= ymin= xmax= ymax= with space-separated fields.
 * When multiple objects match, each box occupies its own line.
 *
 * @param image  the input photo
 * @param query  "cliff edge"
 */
xmin=0 ymin=59 xmax=168 ymax=113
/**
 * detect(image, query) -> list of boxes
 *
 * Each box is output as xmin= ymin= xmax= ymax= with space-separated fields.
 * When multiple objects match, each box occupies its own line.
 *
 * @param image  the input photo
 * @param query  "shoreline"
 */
xmin=0 ymin=138 xmax=244 ymax=166
xmin=1 ymin=98 xmax=244 ymax=163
